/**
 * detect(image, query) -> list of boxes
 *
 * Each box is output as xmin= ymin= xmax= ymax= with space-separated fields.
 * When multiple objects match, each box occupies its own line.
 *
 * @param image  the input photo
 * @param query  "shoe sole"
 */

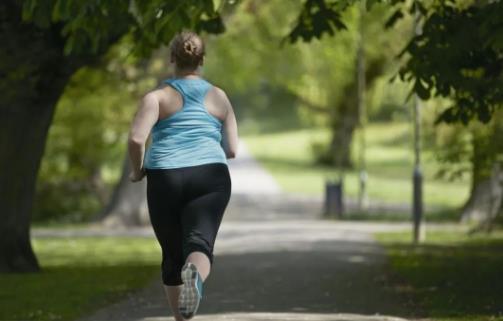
xmin=178 ymin=262 xmax=201 ymax=319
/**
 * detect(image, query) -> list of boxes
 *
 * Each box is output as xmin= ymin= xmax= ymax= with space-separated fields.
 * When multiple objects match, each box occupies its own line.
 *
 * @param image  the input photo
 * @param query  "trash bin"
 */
xmin=324 ymin=179 xmax=344 ymax=218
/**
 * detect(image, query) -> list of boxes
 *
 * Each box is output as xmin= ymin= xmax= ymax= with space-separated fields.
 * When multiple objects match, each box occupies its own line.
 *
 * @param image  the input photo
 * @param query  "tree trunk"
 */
xmin=461 ymin=128 xmax=503 ymax=223
xmin=462 ymin=163 xmax=503 ymax=224
xmin=0 ymin=1 xmax=95 ymax=272
xmin=329 ymin=58 xmax=385 ymax=169
xmin=330 ymin=98 xmax=358 ymax=168
xmin=93 ymin=156 xmax=150 ymax=227
xmin=0 ymin=102 xmax=61 ymax=272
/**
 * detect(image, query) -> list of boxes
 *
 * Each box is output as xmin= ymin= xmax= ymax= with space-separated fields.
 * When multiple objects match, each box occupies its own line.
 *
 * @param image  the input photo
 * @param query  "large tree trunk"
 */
xmin=329 ymin=59 xmax=385 ymax=168
xmin=0 ymin=101 xmax=60 ymax=272
xmin=329 ymin=81 xmax=359 ymax=168
xmin=462 ymin=163 xmax=503 ymax=224
xmin=93 ymin=156 xmax=150 ymax=227
xmin=0 ymin=1 xmax=97 ymax=272
xmin=461 ymin=127 xmax=503 ymax=223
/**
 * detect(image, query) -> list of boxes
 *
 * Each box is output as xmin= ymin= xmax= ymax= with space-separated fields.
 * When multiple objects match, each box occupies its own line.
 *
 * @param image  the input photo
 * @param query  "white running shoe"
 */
xmin=178 ymin=262 xmax=203 ymax=319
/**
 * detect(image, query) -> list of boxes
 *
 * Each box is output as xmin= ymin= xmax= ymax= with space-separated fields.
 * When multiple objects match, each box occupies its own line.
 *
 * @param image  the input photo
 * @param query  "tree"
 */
xmin=286 ymin=0 xmax=503 ymax=225
xmin=286 ymin=0 xmax=503 ymax=123
xmin=427 ymin=111 xmax=503 ymax=227
xmin=98 ymin=156 xmax=150 ymax=227
xmin=96 ymin=45 xmax=177 ymax=227
xmin=0 ymin=0 xmax=223 ymax=273
xmin=394 ymin=0 xmax=503 ymax=225
xmin=206 ymin=0 xmax=409 ymax=167
xmin=34 ymin=66 xmax=132 ymax=224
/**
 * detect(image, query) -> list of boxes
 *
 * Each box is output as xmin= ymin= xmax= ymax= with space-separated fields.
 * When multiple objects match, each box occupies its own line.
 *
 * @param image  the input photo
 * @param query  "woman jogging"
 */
xmin=127 ymin=30 xmax=239 ymax=321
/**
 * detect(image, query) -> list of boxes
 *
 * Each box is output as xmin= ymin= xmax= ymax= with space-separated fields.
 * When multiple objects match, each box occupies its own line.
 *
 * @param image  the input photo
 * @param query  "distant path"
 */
xmin=227 ymin=140 xmax=282 ymax=195
xmin=224 ymin=140 xmax=325 ymax=221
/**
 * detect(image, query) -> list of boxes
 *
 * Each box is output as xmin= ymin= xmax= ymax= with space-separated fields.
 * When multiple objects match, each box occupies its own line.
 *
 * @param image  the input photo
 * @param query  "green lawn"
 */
xmin=1 ymin=236 xmax=161 ymax=321
xmin=375 ymin=229 xmax=503 ymax=321
xmin=242 ymin=123 xmax=469 ymax=214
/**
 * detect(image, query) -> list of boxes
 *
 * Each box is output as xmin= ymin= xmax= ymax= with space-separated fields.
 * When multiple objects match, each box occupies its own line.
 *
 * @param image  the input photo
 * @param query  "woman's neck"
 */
xmin=174 ymin=68 xmax=201 ymax=79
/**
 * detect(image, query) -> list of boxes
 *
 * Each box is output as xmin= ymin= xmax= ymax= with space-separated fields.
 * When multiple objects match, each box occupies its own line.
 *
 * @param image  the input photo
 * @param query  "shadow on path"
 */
xmin=75 ymin=221 xmax=426 ymax=321
xmin=73 ymin=140 xmax=429 ymax=321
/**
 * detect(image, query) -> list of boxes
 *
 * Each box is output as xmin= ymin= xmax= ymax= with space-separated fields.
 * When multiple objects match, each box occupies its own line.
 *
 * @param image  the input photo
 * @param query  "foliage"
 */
xmin=21 ymin=0 xmax=226 ymax=57
xmin=287 ymin=0 xmax=503 ymax=124
xmin=285 ymin=0 xmax=350 ymax=43
xmin=296 ymin=2 xmax=411 ymax=167
xmin=34 ymin=38 xmax=173 ymax=223
xmin=203 ymin=0 xmax=316 ymax=134
xmin=34 ymin=67 xmax=132 ymax=222
xmin=205 ymin=0 xmax=412 ymax=137
xmin=398 ymin=1 xmax=503 ymax=125
xmin=425 ymin=110 xmax=503 ymax=184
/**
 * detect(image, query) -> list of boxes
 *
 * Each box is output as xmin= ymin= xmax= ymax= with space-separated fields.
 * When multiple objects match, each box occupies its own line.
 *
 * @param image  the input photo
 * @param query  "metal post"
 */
xmin=412 ymin=10 xmax=425 ymax=244
xmin=412 ymin=94 xmax=424 ymax=244
xmin=357 ymin=0 xmax=368 ymax=210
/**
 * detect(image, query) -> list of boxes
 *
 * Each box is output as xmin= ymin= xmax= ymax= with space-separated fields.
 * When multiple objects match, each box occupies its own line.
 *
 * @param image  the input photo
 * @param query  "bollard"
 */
xmin=324 ymin=179 xmax=344 ymax=218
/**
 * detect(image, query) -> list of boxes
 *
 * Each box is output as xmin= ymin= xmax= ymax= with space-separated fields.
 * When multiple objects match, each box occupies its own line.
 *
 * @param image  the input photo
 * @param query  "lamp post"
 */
xmin=412 ymin=10 xmax=425 ymax=244
xmin=357 ymin=0 xmax=368 ymax=211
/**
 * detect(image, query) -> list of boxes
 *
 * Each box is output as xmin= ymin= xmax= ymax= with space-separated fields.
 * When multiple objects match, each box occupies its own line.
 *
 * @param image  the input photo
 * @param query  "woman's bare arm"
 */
xmin=127 ymin=92 xmax=159 ymax=177
xmin=218 ymin=88 xmax=238 ymax=159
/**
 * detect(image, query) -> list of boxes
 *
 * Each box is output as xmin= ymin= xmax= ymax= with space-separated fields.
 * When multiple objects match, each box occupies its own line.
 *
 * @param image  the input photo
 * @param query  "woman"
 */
xmin=127 ymin=30 xmax=239 ymax=321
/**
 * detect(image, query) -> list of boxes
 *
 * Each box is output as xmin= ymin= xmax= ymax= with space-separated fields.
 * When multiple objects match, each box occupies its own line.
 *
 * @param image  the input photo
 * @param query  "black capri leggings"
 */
xmin=145 ymin=163 xmax=232 ymax=286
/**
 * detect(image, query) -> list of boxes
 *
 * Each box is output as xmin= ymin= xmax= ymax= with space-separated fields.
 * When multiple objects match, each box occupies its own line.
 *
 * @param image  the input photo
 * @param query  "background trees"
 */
xmin=287 ymin=0 xmax=503 ymax=225
xmin=2 ymin=0 xmax=501 ymax=273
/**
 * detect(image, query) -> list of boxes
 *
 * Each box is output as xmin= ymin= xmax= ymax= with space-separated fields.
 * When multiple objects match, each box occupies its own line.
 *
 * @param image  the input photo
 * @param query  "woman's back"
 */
xmin=143 ymin=77 xmax=228 ymax=169
xmin=128 ymin=30 xmax=238 ymax=320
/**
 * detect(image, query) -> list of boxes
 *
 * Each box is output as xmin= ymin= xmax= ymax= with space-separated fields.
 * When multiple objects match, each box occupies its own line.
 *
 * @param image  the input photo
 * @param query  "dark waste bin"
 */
xmin=324 ymin=179 xmax=344 ymax=218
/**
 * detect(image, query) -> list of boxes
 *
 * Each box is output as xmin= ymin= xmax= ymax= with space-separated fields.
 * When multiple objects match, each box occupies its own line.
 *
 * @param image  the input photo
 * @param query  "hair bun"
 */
xmin=183 ymin=41 xmax=196 ymax=56
xmin=170 ymin=31 xmax=205 ymax=69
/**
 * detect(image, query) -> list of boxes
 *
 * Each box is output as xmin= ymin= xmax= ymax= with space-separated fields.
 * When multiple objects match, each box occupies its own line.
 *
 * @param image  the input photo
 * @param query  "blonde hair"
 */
xmin=169 ymin=30 xmax=205 ymax=70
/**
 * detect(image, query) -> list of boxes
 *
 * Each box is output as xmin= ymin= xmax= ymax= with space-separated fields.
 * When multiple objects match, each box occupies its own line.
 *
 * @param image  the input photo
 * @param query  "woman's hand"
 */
xmin=129 ymin=168 xmax=146 ymax=182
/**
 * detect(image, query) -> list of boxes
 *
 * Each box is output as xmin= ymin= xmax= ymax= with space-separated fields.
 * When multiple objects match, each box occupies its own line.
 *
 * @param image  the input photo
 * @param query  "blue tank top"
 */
xmin=143 ymin=77 xmax=228 ymax=169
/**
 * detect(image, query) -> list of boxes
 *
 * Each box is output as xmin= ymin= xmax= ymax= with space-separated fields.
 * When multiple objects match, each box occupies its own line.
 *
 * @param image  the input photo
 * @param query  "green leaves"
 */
xmin=414 ymin=79 xmax=430 ymax=100
xmin=128 ymin=0 xmax=225 ymax=58
xmin=286 ymin=0 xmax=502 ymax=125
xmin=20 ymin=0 xmax=226 ymax=58
xmin=285 ymin=0 xmax=349 ymax=44
xmin=196 ymin=15 xmax=225 ymax=34
xmin=399 ymin=1 xmax=503 ymax=125
xmin=384 ymin=9 xmax=403 ymax=29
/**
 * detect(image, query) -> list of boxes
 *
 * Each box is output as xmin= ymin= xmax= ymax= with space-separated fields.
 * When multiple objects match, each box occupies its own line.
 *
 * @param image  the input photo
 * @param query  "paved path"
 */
xmin=223 ymin=140 xmax=315 ymax=222
xmin=72 ymin=220 xmax=421 ymax=321
xmin=35 ymin=140 xmax=440 ymax=321
xmin=227 ymin=140 xmax=282 ymax=195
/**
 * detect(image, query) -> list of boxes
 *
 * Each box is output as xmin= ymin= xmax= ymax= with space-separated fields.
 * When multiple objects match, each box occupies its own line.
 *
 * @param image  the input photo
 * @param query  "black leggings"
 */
xmin=145 ymin=163 xmax=231 ymax=286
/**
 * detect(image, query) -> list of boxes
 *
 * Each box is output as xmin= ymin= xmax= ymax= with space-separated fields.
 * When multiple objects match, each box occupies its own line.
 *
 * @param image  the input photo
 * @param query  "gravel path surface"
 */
xmin=34 ymin=140 xmax=439 ymax=321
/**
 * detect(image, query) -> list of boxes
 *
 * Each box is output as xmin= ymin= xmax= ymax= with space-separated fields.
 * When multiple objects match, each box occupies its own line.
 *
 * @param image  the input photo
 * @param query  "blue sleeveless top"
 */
xmin=143 ymin=77 xmax=228 ymax=169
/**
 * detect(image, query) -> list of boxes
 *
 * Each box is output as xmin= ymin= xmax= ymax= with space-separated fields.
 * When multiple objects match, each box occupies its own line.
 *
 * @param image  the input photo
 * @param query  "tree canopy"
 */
xmin=286 ymin=0 xmax=503 ymax=124
xmin=21 ymin=0 xmax=225 ymax=57
xmin=19 ymin=0 xmax=503 ymax=125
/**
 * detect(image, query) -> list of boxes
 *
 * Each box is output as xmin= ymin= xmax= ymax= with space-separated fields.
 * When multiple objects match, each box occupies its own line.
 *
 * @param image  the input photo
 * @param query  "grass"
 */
xmin=242 ymin=123 xmax=469 ymax=217
xmin=375 ymin=229 xmax=503 ymax=321
xmin=0 ymin=236 xmax=161 ymax=321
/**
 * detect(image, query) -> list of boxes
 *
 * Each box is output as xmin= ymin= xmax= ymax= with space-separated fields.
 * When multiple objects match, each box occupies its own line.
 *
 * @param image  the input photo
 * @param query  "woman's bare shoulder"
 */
xmin=142 ymin=85 xmax=180 ymax=104
xmin=207 ymin=84 xmax=231 ymax=107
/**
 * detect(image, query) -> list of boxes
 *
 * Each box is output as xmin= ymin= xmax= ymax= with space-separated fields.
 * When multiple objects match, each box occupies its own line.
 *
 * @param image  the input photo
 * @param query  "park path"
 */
xmin=33 ymin=140 xmax=436 ymax=321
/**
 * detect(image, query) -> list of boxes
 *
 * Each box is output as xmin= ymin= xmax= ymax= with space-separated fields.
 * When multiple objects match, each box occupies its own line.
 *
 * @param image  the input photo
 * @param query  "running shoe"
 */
xmin=178 ymin=262 xmax=204 ymax=319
